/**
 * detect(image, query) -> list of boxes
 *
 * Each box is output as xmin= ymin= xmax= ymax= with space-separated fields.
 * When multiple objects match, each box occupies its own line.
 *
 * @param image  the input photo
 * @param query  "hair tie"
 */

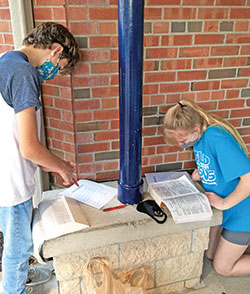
xmin=178 ymin=102 xmax=186 ymax=108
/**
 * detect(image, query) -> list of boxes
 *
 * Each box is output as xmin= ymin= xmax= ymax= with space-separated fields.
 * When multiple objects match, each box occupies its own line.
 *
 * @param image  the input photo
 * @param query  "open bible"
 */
xmin=148 ymin=174 xmax=213 ymax=224
xmin=32 ymin=190 xmax=90 ymax=262
xmin=32 ymin=180 xmax=117 ymax=262
xmin=33 ymin=191 xmax=89 ymax=241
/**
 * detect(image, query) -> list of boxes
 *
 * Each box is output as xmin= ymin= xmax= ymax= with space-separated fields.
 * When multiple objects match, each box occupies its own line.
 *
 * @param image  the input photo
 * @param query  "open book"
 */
xmin=33 ymin=192 xmax=89 ymax=241
xmin=32 ymin=190 xmax=89 ymax=262
xmin=32 ymin=180 xmax=117 ymax=262
xmin=148 ymin=174 xmax=213 ymax=224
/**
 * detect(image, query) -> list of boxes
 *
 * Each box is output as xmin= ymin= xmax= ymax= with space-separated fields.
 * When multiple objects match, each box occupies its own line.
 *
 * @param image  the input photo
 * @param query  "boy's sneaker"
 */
xmin=26 ymin=265 xmax=52 ymax=287
xmin=25 ymin=286 xmax=33 ymax=294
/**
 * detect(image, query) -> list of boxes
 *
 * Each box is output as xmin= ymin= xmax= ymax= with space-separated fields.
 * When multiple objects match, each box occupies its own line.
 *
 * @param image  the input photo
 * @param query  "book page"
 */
xmin=164 ymin=192 xmax=212 ymax=223
xmin=149 ymin=174 xmax=213 ymax=223
xmin=150 ymin=175 xmax=198 ymax=200
xmin=32 ymin=190 xmax=90 ymax=263
xmin=38 ymin=196 xmax=89 ymax=240
xmin=60 ymin=179 xmax=117 ymax=209
xmin=145 ymin=171 xmax=192 ymax=184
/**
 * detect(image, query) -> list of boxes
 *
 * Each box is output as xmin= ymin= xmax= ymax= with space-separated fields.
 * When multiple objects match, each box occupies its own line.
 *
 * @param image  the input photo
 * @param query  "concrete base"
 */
xmin=37 ymin=180 xmax=222 ymax=294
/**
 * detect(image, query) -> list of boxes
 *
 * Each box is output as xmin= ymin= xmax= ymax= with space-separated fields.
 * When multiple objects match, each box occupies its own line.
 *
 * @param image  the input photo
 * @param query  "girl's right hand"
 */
xmin=192 ymin=169 xmax=201 ymax=182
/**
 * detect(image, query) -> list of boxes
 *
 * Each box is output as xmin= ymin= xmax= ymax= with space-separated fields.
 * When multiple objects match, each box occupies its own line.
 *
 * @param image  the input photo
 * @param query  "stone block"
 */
xmin=59 ymin=278 xmax=81 ymax=294
xmin=147 ymin=281 xmax=184 ymax=294
xmin=191 ymin=227 xmax=210 ymax=252
xmin=185 ymin=277 xmax=200 ymax=288
xmin=155 ymin=252 xmax=203 ymax=286
xmin=54 ymin=244 xmax=119 ymax=280
xmin=120 ymin=232 xmax=191 ymax=267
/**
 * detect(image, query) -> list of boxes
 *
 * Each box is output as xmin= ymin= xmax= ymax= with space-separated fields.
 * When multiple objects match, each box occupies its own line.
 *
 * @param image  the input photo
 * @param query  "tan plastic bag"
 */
xmin=86 ymin=258 xmax=147 ymax=294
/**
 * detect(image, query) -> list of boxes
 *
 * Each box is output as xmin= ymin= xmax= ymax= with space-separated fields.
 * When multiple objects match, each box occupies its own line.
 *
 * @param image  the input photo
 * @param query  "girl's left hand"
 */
xmin=205 ymin=192 xmax=225 ymax=210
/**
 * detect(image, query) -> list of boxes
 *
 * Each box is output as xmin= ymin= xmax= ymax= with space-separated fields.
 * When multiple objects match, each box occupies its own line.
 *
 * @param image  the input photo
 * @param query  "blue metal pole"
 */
xmin=117 ymin=0 xmax=144 ymax=204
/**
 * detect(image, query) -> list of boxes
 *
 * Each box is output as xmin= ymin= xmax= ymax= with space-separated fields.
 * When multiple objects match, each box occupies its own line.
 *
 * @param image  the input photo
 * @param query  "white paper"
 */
xmin=59 ymin=179 xmax=117 ymax=209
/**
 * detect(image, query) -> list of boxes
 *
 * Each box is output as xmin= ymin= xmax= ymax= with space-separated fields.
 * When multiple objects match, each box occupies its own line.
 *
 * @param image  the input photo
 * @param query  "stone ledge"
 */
xmin=42 ymin=181 xmax=222 ymax=259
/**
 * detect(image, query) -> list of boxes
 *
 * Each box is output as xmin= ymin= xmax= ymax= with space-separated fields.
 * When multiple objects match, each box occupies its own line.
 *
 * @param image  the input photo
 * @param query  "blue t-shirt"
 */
xmin=194 ymin=126 xmax=250 ymax=232
xmin=0 ymin=51 xmax=42 ymax=113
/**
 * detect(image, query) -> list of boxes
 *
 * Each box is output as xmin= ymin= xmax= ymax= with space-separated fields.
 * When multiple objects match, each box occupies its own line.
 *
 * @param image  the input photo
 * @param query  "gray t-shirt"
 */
xmin=0 ymin=50 xmax=42 ymax=113
xmin=0 ymin=51 xmax=42 ymax=206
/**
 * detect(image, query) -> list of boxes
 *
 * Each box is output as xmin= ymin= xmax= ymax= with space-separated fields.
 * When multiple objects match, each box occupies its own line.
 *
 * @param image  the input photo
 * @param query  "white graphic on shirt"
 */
xmin=194 ymin=150 xmax=217 ymax=185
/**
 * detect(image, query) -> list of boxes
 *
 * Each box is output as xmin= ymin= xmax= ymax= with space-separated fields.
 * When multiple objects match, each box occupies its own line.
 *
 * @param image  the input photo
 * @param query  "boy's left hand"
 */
xmin=205 ymin=192 xmax=225 ymax=210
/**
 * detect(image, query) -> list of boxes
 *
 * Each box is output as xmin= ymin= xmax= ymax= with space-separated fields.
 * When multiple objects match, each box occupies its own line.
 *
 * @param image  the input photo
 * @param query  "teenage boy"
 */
xmin=0 ymin=22 xmax=80 ymax=294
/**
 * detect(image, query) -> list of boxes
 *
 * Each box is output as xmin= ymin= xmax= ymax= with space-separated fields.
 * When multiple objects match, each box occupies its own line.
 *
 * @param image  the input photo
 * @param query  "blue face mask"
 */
xmin=179 ymin=132 xmax=200 ymax=148
xmin=37 ymin=60 xmax=59 ymax=81
xmin=179 ymin=138 xmax=199 ymax=148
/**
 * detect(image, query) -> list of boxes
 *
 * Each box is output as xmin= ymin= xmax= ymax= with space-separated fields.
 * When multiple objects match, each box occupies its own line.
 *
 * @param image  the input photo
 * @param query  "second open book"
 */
xmin=147 ymin=172 xmax=213 ymax=224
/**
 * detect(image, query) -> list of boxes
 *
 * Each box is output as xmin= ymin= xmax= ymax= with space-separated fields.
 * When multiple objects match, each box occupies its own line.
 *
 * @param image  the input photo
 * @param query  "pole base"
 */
xmin=117 ymin=179 xmax=143 ymax=205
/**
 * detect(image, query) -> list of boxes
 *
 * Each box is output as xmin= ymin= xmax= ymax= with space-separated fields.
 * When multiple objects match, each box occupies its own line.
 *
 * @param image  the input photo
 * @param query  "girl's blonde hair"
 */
xmin=163 ymin=99 xmax=248 ymax=155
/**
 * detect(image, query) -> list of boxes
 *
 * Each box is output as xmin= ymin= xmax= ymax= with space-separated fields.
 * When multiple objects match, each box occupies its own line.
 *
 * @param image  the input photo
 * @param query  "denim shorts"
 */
xmin=221 ymin=228 xmax=250 ymax=246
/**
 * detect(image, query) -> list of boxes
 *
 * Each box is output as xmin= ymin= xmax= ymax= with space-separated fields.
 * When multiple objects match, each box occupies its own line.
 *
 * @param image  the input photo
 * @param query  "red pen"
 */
xmin=72 ymin=178 xmax=79 ymax=187
xmin=103 ymin=204 xmax=126 ymax=212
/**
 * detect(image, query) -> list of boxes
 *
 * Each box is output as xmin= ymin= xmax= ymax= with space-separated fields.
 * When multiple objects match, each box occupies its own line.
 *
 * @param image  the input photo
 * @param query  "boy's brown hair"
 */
xmin=22 ymin=22 xmax=80 ymax=75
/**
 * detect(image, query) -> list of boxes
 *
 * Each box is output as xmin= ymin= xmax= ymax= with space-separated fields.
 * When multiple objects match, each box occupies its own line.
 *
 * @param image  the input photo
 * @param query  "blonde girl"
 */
xmin=164 ymin=99 xmax=250 ymax=277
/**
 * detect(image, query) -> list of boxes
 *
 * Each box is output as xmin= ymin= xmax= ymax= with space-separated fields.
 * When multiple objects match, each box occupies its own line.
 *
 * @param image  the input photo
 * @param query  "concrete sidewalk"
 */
xmin=27 ymin=268 xmax=250 ymax=294
xmin=1 ymin=264 xmax=249 ymax=294
xmin=187 ymin=268 xmax=250 ymax=294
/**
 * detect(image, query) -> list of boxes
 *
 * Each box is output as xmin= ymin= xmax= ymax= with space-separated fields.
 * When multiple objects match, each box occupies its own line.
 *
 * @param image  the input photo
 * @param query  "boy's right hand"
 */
xmin=38 ymin=161 xmax=74 ymax=186
xmin=192 ymin=169 xmax=201 ymax=182
xmin=59 ymin=160 xmax=74 ymax=186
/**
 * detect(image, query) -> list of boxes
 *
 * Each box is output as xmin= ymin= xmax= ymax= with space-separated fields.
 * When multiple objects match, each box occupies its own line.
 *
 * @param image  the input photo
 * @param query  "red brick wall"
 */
xmin=0 ymin=0 xmax=14 ymax=52
xmin=3 ymin=0 xmax=250 ymax=185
